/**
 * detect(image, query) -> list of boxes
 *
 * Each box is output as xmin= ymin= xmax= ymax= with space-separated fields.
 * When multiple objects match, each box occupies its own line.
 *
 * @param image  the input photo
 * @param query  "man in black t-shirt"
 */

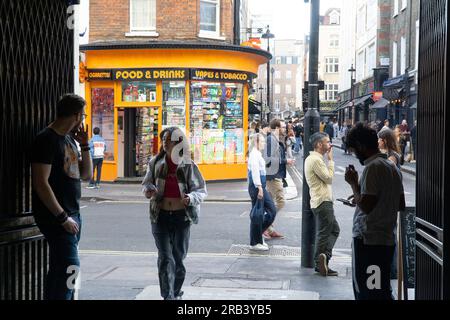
xmin=31 ymin=94 xmax=92 ymax=300
xmin=293 ymin=121 xmax=304 ymax=153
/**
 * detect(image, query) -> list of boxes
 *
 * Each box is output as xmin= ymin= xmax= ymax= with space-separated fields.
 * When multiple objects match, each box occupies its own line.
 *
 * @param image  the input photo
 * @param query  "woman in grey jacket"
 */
xmin=142 ymin=127 xmax=207 ymax=300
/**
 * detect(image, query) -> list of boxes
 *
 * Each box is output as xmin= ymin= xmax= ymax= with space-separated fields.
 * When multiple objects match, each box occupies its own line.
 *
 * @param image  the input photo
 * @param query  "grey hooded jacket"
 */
xmin=142 ymin=155 xmax=207 ymax=224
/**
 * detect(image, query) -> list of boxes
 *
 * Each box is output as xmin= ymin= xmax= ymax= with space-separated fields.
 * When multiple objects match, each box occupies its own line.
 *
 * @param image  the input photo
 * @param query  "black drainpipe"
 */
xmin=234 ymin=0 xmax=241 ymax=45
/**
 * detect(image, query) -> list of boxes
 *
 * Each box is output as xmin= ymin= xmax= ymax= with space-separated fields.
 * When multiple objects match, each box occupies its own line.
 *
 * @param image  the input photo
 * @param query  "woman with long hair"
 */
xmin=142 ymin=127 xmax=207 ymax=300
xmin=378 ymin=128 xmax=402 ymax=169
xmin=248 ymin=133 xmax=277 ymax=251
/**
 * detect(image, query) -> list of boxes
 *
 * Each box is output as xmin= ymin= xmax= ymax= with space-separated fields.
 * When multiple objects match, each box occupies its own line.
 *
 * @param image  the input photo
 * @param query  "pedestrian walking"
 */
xmin=142 ymin=126 xmax=207 ymax=300
xmin=378 ymin=129 xmax=402 ymax=170
xmin=304 ymin=132 xmax=340 ymax=277
xmin=394 ymin=125 xmax=405 ymax=165
xmin=87 ymin=127 xmax=106 ymax=189
xmin=285 ymin=128 xmax=296 ymax=159
xmin=324 ymin=121 xmax=335 ymax=144
xmin=342 ymin=121 xmax=353 ymax=155
xmin=333 ymin=120 xmax=339 ymax=139
xmin=262 ymin=119 xmax=295 ymax=239
xmin=344 ymin=123 xmax=405 ymax=300
xmin=293 ymin=121 xmax=304 ymax=153
xmin=31 ymin=94 xmax=92 ymax=300
xmin=410 ymin=120 xmax=417 ymax=161
xmin=247 ymin=133 xmax=277 ymax=251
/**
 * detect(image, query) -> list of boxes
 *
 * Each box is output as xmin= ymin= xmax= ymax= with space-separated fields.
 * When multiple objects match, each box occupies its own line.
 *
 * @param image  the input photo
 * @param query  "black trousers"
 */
xmin=89 ymin=158 xmax=103 ymax=185
xmin=152 ymin=210 xmax=190 ymax=300
xmin=352 ymin=237 xmax=395 ymax=300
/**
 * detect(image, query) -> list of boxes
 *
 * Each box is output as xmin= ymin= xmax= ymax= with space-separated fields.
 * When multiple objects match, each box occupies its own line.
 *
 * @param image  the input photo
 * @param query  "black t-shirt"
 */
xmin=31 ymin=127 xmax=81 ymax=224
xmin=294 ymin=125 xmax=304 ymax=138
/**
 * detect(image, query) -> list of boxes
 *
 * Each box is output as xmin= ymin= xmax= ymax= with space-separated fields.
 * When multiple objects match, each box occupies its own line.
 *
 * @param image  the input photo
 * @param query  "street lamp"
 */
xmin=262 ymin=26 xmax=275 ymax=112
xmin=348 ymin=64 xmax=356 ymax=125
xmin=259 ymin=84 xmax=264 ymax=121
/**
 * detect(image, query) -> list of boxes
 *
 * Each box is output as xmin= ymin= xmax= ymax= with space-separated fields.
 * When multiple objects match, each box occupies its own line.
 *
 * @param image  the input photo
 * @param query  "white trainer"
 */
xmin=250 ymin=244 xmax=269 ymax=251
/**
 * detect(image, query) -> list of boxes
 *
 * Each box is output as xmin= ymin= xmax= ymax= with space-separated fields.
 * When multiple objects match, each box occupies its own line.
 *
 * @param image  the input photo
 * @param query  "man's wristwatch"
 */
xmin=56 ymin=210 xmax=69 ymax=224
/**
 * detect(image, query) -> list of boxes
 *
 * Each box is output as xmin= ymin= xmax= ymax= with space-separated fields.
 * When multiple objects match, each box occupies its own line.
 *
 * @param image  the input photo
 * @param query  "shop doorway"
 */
xmin=118 ymin=107 xmax=159 ymax=178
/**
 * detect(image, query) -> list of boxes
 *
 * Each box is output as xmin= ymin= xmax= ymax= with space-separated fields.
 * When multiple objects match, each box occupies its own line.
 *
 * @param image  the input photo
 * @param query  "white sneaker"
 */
xmin=262 ymin=239 xmax=269 ymax=248
xmin=250 ymin=244 xmax=269 ymax=251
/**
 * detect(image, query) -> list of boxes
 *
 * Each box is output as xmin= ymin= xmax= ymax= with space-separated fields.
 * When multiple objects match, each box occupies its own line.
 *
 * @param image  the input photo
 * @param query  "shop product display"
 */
xmin=122 ymin=81 xmax=157 ymax=102
xmin=190 ymin=82 xmax=244 ymax=164
xmin=136 ymin=108 xmax=158 ymax=176
xmin=162 ymin=82 xmax=186 ymax=132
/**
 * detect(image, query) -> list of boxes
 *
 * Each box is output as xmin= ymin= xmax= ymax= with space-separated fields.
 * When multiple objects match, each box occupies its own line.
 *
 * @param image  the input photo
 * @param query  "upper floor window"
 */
xmin=274 ymin=71 xmax=281 ymax=79
xmin=393 ymin=0 xmax=399 ymax=17
xmin=329 ymin=12 xmax=340 ymax=25
xmin=401 ymin=0 xmax=407 ymax=11
xmin=329 ymin=34 xmax=339 ymax=48
xmin=200 ymin=0 xmax=220 ymax=35
xmin=325 ymin=57 xmax=339 ymax=73
xmin=286 ymin=70 xmax=292 ymax=79
xmin=286 ymin=57 xmax=293 ymax=64
xmin=130 ymin=0 xmax=156 ymax=32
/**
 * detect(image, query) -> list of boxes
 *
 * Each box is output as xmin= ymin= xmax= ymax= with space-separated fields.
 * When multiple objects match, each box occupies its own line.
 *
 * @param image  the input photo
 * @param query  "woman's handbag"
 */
xmin=250 ymin=198 xmax=264 ymax=223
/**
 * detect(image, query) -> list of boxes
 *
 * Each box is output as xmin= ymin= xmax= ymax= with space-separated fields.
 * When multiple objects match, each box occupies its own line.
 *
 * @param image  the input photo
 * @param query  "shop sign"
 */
xmin=87 ymin=70 xmax=112 ymax=80
xmin=190 ymin=69 xmax=254 ymax=83
xmin=113 ymin=68 xmax=189 ymax=81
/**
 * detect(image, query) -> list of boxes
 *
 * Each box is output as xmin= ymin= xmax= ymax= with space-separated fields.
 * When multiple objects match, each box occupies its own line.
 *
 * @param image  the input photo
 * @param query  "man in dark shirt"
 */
xmin=31 ymin=94 xmax=92 ymax=300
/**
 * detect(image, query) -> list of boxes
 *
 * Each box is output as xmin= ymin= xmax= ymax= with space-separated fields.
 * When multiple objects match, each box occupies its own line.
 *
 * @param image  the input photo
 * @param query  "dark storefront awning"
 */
xmin=335 ymin=100 xmax=349 ymax=111
xmin=354 ymin=94 xmax=373 ymax=106
xmin=370 ymin=98 xmax=390 ymax=109
xmin=248 ymin=99 xmax=261 ymax=114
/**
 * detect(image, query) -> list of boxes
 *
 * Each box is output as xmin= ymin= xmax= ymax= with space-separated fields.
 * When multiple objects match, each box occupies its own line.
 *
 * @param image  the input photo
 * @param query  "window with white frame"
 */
xmin=285 ymin=84 xmax=292 ymax=94
xmin=329 ymin=34 xmax=339 ymax=48
xmin=357 ymin=6 xmax=366 ymax=34
xmin=286 ymin=57 xmax=293 ymax=64
xmin=275 ymin=57 xmax=282 ymax=64
xmin=367 ymin=43 xmax=376 ymax=76
xmin=130 ymin=0 xmax=156 ymax=32
xmin=392 ymin=41 xmax=398 ymax=76
xmin=286 ymin=70 xmax=292 ymax=79
xmin=366 ymin=0 xmax=377 ymax=29
xmin=330 ymin=12 xmax=340 ymax=25
xmin=325 ymin=57 xmax=339 ymax=73
xmin=275 ymin=84 xmax=281 ymax=94
xmin=357 ymin=50 xmax=365 ymax=80
xmin=274 ymin=71 xmax=281 ymax=79
xmin=393 ymin=0 xmax=399 ymax=16
xmin=401 ymin=36 xmax=406 ymax=74
xmin=200 ymin=0 xmax=220 ymax=35
xmin=325 ymin=84 xmax=339 ymax=101
xmin=401 ymin=0 xmax=407 ymax=11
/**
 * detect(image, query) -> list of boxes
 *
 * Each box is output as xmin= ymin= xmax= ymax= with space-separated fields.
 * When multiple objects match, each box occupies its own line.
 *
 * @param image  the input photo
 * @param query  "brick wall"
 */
xmin=89 ymin=0 xmax=235 ymax=43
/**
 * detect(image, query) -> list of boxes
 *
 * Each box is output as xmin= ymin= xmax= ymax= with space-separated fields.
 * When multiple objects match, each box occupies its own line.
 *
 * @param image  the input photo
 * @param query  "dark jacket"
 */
xmin=263 ymin=132 xmax=287 ymax=180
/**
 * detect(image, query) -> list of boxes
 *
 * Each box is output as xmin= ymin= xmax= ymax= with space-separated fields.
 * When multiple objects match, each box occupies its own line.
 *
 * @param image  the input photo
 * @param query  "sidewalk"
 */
xmin=78 ymin=248 xmax=354 ymax=300
xmin=332 ymin=137 xmax=416 ymax=176
xmin=81 ymin=172 xmax=298 ymax=203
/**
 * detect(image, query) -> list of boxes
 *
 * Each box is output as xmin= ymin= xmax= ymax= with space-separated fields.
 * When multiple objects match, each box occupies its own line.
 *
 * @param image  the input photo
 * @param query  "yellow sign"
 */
xmin=113 ymin=68 xmax=188 ymax=81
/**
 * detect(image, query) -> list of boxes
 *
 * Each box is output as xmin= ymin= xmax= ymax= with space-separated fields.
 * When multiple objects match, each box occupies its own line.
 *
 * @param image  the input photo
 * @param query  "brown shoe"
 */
xmin=269 ymin=230 xmax=285 ymax=239
xmin=317 ymin=254 xmax=328 ymax=276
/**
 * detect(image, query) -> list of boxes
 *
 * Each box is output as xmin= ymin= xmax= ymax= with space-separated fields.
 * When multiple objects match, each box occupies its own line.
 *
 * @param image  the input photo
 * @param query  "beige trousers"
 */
xmin=266 ymin=178 xmax=285 ymax=212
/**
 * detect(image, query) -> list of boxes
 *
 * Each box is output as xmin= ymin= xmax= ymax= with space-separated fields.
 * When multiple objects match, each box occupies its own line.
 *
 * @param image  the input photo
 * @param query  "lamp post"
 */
xmin=262 ymin=27 xmax=275 ymax=112
xmin=301 ymin=0 xmax=321 ymax=268
xmin=259 ymin=84 xmax=264 ymax=121
xmin=348 ymin=64 xmax=356 ymax=125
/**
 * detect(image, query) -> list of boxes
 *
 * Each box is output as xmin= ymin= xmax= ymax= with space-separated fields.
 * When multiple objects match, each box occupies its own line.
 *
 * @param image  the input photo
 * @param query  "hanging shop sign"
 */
xmin=190 ymin=69 xmax=255 ymax=83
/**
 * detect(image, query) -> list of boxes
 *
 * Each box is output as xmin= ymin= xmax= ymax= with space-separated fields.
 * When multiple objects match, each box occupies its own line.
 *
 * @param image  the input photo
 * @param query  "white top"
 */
xmin=353 ymin=153 xmax=404 ymax=246
xmin=248 ymin=148 xmax=266 ymax=187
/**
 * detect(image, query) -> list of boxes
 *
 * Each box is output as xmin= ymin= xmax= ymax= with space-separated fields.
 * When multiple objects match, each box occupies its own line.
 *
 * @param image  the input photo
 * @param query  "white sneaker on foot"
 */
xmin=250 ymin=244 xmax=269 ymax=251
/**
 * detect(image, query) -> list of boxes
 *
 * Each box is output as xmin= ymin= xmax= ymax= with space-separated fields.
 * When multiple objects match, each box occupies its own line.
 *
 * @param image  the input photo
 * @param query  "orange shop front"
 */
xmin=81 ymin=43 xmax=271 ymax=181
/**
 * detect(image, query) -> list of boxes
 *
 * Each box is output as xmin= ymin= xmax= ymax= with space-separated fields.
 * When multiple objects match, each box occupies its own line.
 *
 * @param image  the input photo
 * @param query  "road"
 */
xmin=78 ymin=146 xmax=416 ymax=254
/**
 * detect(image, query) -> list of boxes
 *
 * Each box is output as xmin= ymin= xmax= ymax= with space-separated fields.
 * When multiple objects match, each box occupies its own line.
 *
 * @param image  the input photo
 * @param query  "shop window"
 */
xmin=136 ymin=108 xmax=159 ymax=175
xmin=162 ymin=81 xmax=186 ymax=132
xmin=130 ymin=0 xmax=156 ymax=32
xmin=200 ymin=0 xmax=220 ymax=35
xmin=121 ymin=81 xmax=157 ymax=102
xmin=91 ymin=88 xmax=115 ymax=161
xmin=190 ymin=82 xmax=244 ymax=164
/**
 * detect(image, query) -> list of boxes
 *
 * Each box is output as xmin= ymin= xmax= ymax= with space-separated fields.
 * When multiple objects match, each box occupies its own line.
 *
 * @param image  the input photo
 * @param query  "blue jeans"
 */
xmin=36 ymin=213 xmax=82 ymax=300
xmin=152 ymin=210 xmax=190 ymax=300
xmin=248 ymin=174 xmax=277 ymax=246
xmin=294 ymin=137 xmax=302 ymax=153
